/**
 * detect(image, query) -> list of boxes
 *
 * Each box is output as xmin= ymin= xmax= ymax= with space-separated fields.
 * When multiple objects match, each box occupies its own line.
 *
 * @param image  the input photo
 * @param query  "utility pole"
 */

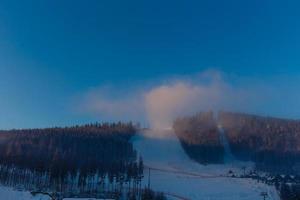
xmin=148 ymin=168 xmax=151 ymax=189
xmin=242 ymin=166 xmax=246 ymax=176
xmin=260 ymin=192 xmax=268 ymax=200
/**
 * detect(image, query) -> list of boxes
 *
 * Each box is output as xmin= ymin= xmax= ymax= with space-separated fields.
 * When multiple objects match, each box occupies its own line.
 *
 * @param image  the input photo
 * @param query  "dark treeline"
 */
xmin=174 ymin=111 xmax=300 ymax=174
xmin=0 ymin=122 xmax=147 ymax=199
xmin=219 ymin=111 xmax=300 ymax=174
xmin=280 ymin=183 xmax=300 ymax=200
xmin=140 ymin=188 xmax=167 ymax=200
xmin=173 ymin=111 xmax=224 ymax=164
xmin=0 ymin=122 xmax=137 ymax=173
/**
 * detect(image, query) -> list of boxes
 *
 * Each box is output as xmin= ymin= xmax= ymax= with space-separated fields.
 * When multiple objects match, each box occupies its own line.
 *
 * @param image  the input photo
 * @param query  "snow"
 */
xmin=63 ymin=199 xmax=114 ymax=200
xmin=218 ymin=124 xmax=235 ymax=163
xmin=0 ymin=186 xmax=50 ymax=200
xmin=0 ymin=186 xmax=114 ymax=200
xmin=132 ymin=129 xmax=280 ymax=200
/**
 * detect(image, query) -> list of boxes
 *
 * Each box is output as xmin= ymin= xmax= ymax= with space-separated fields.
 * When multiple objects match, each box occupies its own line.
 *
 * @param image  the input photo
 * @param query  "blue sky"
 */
xmin=0 ymin=0 xmax=300 ymax=129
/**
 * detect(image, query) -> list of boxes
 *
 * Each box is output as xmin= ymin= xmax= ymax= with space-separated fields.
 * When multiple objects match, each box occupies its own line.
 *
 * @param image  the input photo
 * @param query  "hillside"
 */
xmin=173 ymin=111 xmax=300 ymax=173
xmin=218 ymin=112 xmax=300 ymax=173
xmin=173 ymin=111 xmax=224 ymax=164
xmin=0 ymin=122 xmax=144 ymax=199
xmin=132 ymin=129 xmax=280 ymax=200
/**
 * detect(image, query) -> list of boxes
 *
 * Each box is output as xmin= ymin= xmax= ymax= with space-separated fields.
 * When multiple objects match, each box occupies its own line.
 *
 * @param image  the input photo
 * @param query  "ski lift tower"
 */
xmin=260 ymin=192 xmax=268 ymax=200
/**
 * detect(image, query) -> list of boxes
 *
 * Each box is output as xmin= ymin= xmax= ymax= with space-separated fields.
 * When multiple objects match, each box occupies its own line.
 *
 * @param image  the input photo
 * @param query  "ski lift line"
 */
xmin=164 ymin=192 xmax=191 ymax=200
xmin=144 ymin=165 xmax=230 ymax=179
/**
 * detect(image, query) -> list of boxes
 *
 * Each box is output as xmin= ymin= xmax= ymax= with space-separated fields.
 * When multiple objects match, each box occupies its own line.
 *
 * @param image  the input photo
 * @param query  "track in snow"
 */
xmin=218 ymin=124 xmax=235 ymax=163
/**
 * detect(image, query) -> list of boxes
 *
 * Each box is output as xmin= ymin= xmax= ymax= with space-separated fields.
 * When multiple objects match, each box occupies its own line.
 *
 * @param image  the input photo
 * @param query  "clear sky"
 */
xmin=0 ymin=0 xmax=300 ymax=129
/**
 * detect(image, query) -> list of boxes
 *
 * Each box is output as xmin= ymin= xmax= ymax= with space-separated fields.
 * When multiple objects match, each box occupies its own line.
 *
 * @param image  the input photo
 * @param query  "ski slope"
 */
xmin=218 ymin=124 xmax=235 ymax=163
xmin=132 ymin=129 xmax=280 ymax=200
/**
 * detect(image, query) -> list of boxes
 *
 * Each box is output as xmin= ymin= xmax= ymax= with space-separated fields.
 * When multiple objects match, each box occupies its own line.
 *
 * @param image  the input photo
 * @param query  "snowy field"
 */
xmin=132 ymin=129 xmax=280 ymax=200
xmin=0 ymin=186 xmax=50 ymax=200
xmin=0 ymin=186 xmax=112 ymax=200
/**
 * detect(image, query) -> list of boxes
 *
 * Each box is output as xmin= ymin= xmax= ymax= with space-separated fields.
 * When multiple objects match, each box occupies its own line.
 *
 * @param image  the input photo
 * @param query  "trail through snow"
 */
xmin=132 ymin=129 xmax=280 ymax=200
xmin=218 ymin=124 xmax=235 ymax=163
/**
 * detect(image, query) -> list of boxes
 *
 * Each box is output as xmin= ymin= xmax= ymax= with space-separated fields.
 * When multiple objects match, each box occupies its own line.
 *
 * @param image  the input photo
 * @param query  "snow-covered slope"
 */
xmin=0 ymin=186 xmax=51 ymax=200
xmin=132 ymin=129 xmax=280 ymax=200
xmin=218 ymin=124 xmax=235 ymax=163
xmin=0 ymin=186 xmax=111 ymax=200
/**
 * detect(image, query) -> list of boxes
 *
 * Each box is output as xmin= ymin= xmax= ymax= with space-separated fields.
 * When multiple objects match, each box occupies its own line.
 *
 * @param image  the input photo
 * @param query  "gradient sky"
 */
xmin=0 ymin=0 xmax=300 ymax=129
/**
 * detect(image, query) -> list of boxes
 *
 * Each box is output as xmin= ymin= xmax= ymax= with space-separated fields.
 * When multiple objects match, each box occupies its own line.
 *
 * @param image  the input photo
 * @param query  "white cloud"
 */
xmin=76 ymin=86 xmax=145 ymax=122
xmin=76 ymin=69 xmax=300 ymax=130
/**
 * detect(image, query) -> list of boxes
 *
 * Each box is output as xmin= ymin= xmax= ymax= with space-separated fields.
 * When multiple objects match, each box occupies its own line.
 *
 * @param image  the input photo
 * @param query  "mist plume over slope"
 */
xmin=78 ymin=70 xmax=300 ymax=130
xmin=78 ymin=70 xmax=226 ymax=129
xmin=144 ymin=72 xmax=224 ymax=129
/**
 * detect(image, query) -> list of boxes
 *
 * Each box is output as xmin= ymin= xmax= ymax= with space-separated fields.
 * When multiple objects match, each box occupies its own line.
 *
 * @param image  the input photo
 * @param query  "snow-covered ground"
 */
xmin=132 ymin=129 xmax=280 ymax=200
xmin=218 ymin=124 xmax=235 ymax=163
xmin=63 ymin=198 xmax=114 ymax=200
xmin=0 ymin=186 xmax=51 ymax=200
xmin=0 ymin=186 xmax=112 ymax=200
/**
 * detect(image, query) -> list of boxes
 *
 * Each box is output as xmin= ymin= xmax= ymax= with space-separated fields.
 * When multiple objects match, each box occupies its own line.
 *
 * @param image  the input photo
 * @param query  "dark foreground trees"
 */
xmin=0 ymin=122 xmax=145 ymax=199
xmin=280 ymin=183 xmax=300 ymax=200
xmin=141 ymin=188 xmax=167 ymax=200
